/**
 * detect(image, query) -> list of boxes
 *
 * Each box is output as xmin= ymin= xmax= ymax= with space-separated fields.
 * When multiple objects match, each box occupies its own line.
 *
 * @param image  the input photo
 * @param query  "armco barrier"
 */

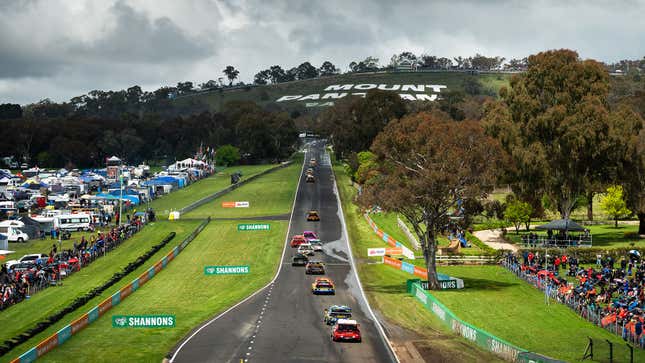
xmin=10 ymin=218 xmax=211 ymax=363
xmin=178 ymin=161 xmax=293 ymax=215
xmin=364 ymin=213 xmax=415 ymax=259
xmin=383 ymin=256 xmax=465 ymax=289
xmin=407 ymin=281 xmax=561 ymax=363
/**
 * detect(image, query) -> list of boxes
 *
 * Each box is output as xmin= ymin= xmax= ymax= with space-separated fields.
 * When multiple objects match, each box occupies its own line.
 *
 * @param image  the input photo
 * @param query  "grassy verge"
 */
xmin=0 ymin=220 xmax=200 ymax=361
xmin=150 ymin=164 xmax=278 ymax=216
xmin=504 ymin=224 xmax=641 ymax=248
xmin=184 ymin=160 xmax=301 ymax=219
xmin=28 ymin=220 xmax=287 ymax=363
xmin=433 ymin=265 xmax=645 ymax=362
xmin=333 ymin=164 xmax=503 ymax=362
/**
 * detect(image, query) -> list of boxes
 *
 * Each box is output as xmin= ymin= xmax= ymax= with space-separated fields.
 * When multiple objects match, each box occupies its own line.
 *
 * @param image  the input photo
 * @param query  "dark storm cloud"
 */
xmin=0 ymin=0 xmax=643 ymax=104
xmin=71 ymin=1 xmax=215 ymax=64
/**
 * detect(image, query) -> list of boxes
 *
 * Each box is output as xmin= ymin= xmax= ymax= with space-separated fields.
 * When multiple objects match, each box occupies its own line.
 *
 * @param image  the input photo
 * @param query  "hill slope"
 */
xmin=173 ymin=71 xmax=511 ymax=114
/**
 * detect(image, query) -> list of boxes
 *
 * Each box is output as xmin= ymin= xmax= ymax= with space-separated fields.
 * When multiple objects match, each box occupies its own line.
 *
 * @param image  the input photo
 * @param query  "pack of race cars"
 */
xmin=289 ymin=162 xmax=363 ymax=344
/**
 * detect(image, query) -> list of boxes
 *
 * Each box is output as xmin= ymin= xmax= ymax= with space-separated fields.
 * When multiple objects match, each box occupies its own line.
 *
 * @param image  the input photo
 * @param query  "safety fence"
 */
xmin=396 ymin=216 xmax=420 ymax=249
xmin=364 ymin=213 xmax=415 ymax=259
xmin=435 ymin=255 xmax=498 ymax=264
xmin=178 ymin=161 xmax=293 ymax=215
xmin=407 ymin=280 xmax=562 ymax=363
xmin=10 ymin=218 xmax=211 ymax=363
xmin=383 ymin=256 xmax=464 ymax=289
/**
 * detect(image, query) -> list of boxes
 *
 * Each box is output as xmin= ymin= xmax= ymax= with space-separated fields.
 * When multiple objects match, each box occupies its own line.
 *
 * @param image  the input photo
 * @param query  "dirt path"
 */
xmin=473 ymin=229 xmax=519 ymax=252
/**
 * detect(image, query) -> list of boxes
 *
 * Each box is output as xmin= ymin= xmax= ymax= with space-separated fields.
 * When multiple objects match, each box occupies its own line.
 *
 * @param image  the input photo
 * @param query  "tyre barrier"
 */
xmin=9 ymin=218 xmax=210 ymax=362
xmin=178 ymin=161 xmax=293 ymax=215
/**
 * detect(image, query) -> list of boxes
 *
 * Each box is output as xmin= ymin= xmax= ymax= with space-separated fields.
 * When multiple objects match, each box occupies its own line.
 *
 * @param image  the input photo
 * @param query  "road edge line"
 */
xmin=330 ymin=154 xmax=401 ymax=363
xmin=169 ymin=153 xmax=306 ymax=362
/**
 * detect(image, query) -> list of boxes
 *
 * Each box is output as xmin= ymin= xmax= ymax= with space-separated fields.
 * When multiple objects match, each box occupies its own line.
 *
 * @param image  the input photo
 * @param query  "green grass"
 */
xmin=150 ymin=164 xmax=278 ymax=216
xmin=368 ymin=212 xmax=416 ymax=250
xmin=24 ymin=220 xmax=287 ymax=363
xmin=174 ymin=72 xmax=511 ymax=114
xmin=184 ymin=161 xmax=301 ymax=219
xmin=432 ymin=265 xmax=645 ymax=362
xmin=0 ymin=220 xmax=200 ymax=359
xmin=334 ymin=164 xmax=504 ymax=362
xmin=505 ymin=224 xmax=641 ymax=248
xmin=7 ymin=230 xmax=95 ymax=256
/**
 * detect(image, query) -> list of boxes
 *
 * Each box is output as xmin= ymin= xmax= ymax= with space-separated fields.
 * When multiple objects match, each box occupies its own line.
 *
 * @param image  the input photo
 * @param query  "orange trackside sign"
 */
xmin=222 ymin=202 xmax=236 ymax=208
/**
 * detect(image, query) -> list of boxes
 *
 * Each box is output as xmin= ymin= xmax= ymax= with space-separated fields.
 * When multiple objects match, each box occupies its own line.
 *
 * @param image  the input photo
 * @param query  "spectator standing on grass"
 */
xmin=621 ymin=258 xmax=627 ymax=272
xmin=555 ymin=256 xmax=561 ymax=271
xmin=597 ymin=254 xmax=602 ymax=266
xmin=562 ymin=255 xmax=568 ymax=270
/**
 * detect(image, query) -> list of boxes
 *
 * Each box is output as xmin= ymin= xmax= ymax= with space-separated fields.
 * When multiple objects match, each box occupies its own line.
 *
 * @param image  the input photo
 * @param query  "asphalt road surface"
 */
xmin=169 ymin=141 xmax=395 ymax=363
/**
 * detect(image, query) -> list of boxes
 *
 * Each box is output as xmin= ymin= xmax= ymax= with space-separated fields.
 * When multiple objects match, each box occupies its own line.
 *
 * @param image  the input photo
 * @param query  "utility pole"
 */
xmin=119 ymin=165 xmax=123 ymax=227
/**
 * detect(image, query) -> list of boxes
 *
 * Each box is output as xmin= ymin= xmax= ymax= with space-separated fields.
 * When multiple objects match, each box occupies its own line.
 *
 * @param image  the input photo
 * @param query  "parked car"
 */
xmin=6 ymin=253 xmax=48 ymax=268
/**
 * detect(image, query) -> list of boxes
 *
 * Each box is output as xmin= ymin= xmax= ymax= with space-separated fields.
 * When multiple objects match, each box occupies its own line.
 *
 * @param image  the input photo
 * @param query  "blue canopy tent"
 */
xmin=95 ymin=193 xmax=119 ymax=200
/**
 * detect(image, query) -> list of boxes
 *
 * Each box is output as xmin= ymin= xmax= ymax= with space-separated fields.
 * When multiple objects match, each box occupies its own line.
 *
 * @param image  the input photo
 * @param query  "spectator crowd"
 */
xmin=1 ymin=216 xmax=146 ymax=311
xmin=504 ymin=250 xmax=645 ymax=348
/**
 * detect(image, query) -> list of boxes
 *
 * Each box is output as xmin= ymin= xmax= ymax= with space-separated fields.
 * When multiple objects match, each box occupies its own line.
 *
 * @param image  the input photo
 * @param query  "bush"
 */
xmin=624 ymin=231 xmax=642 ymax=239
xmin=215 ymin=145 xmax=241 ymax=167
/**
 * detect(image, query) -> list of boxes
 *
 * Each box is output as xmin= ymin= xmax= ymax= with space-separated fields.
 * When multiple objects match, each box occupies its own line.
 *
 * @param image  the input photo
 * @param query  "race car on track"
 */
xmin=309 ymin=158 xmax=317 ymax=167
xmin=306 ymin=168 xmax=314 ymax=174
xmin=305 ymin=261 xmax=325 ymax=274
xmin=291 ymin=253 xmax=309 ymax=266
xmin=311 ymin=277 xmax=335 ymax=295
xmin=290 ymin=235 xmax=307 ymax=247
xmin=331 ymin=319 xmax=361 ymax=342
xmin=310 ymin=241 xmax=323 ymax=252
xmin=306 ymin=174 xmax=315 ymax=183
xmin=303 ymin=231 xmax=320 ymax=243
xmin=323 ymin=305 xmax=352 ymax=325
xmin=306 ymin=210 xmax=320 ymax=221
xmin=297 ymin=243 xmax=315 ymax=256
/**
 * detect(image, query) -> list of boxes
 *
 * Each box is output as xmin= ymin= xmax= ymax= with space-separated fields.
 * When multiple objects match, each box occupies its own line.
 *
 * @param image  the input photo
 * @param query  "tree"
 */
xmin=176 ymin=82 xmax=194 ymax=94
xmin=619 ymin=93 xmax=645 ymax=234
xmin=223 ymin=66 xmax=240 ymax=86
xmin=0 ymin=104 xmax=22 ymax=120
xmin=254 ymin=70 xmax=270 ymax=85
xmin=354 ymin=151 xmax=378 ymax=184
xmin=296 ymin=62 xmax=318 ymax=80
xmin=321 ymin=90 xmax=406 ymax=158
xmin=319 ymin=61 xmax=338 ymax=76
xmin=505 ymin=199 xmax=533 ymax=233
xmin=484 ymin=49 xmax=642 ymax=220
xmin=269 ymin=65 xmax=285 ymax=83
xmin=419 ymin=54 xmax=438 ymax=69
xmin=601 ymin=185 xmax=632 ymax=228
xmin=359 ymin=112 xmax=502 ymax=289
xmin=215 ymin=145 xmax=240 ymax=166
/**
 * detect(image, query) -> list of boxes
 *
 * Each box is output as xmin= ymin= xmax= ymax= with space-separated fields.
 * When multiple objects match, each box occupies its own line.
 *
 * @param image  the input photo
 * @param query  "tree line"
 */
xmin=321 ymin=49 xmax=644 ymax=288
xmin=0 ymin=100 xmax=298 ymax=168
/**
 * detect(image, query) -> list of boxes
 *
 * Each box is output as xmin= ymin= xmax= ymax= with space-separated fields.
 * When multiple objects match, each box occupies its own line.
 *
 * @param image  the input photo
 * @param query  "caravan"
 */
xmin=54 ymin=213 xmax=92 ymax=232
xmin=0 ymin=224 xmax=29 ymax=242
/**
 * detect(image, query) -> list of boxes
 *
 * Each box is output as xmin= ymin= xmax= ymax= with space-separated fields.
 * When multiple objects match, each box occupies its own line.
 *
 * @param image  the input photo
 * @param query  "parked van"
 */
xmin=54 ymin=213 xmax=92 ymax=232
xmin=0 ymin=225 xmax=29 ymax=242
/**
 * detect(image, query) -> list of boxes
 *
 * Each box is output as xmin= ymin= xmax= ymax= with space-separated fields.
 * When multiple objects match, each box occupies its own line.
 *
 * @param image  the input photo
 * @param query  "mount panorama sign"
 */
xmin=276 ymin=83 xmax=447 ymax=108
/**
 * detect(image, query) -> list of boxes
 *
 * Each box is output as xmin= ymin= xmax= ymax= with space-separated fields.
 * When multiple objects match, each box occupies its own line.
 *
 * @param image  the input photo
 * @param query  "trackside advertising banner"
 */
xmin=408 ymin=282 xmax=558 ymax=363
xmin=364 ymin=214 xmax=415 ymax=259
xmin=409 ymin=281 xmax=523 ymax=361
xmin=11 ymin=219 xmax=211 ymax=363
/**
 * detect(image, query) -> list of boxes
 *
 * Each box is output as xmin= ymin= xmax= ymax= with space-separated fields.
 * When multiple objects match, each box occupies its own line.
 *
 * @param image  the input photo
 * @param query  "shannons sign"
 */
xmin=112 ymin=315 xmax=175 ymax=328
xmin=276 ymin=83 xmax=447 ymax=108
xmin=204 ymin=265 xmax=250 ymax=275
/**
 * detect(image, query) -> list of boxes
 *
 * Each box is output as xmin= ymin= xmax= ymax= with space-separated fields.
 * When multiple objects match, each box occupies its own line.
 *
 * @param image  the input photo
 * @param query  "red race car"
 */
xmin=290 ymin=235 xmax=307 ymax=247
xmin=331 ymin=319 xmax=361 ymax=342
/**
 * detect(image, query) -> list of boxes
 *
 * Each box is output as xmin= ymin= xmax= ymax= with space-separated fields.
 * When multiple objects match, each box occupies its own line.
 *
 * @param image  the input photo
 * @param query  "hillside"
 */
xmin=173 ymin=71 xmax=512 ymax=114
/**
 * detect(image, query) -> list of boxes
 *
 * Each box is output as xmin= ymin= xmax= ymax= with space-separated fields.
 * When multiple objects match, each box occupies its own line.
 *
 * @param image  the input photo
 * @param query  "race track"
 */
xmin=169 ymin=141 xmax=395 ymax=363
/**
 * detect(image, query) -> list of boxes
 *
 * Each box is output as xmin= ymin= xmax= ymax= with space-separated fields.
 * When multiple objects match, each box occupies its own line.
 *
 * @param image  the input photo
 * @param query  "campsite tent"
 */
xmin=535 ymin=219 xmax=586 ymax=232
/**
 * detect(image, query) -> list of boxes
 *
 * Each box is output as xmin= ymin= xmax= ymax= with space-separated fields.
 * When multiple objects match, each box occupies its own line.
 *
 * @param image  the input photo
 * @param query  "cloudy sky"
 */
xmin=1 ymin=0 xmax=643 ymax=104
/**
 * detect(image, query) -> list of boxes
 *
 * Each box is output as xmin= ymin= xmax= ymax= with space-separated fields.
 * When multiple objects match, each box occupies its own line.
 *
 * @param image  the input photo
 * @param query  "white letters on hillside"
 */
xmin=277 ymin=84 xmax=447 ymax=107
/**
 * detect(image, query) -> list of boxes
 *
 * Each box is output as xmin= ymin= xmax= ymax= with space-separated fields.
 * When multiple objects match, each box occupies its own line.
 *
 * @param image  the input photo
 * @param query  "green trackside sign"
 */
xmin=205 ymin=265 xmax=250 ymax=275
xmin=237 ymin=223 xmax=270 ymax=231
xmin=112 ymin=315 xmax=175 ymax=328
